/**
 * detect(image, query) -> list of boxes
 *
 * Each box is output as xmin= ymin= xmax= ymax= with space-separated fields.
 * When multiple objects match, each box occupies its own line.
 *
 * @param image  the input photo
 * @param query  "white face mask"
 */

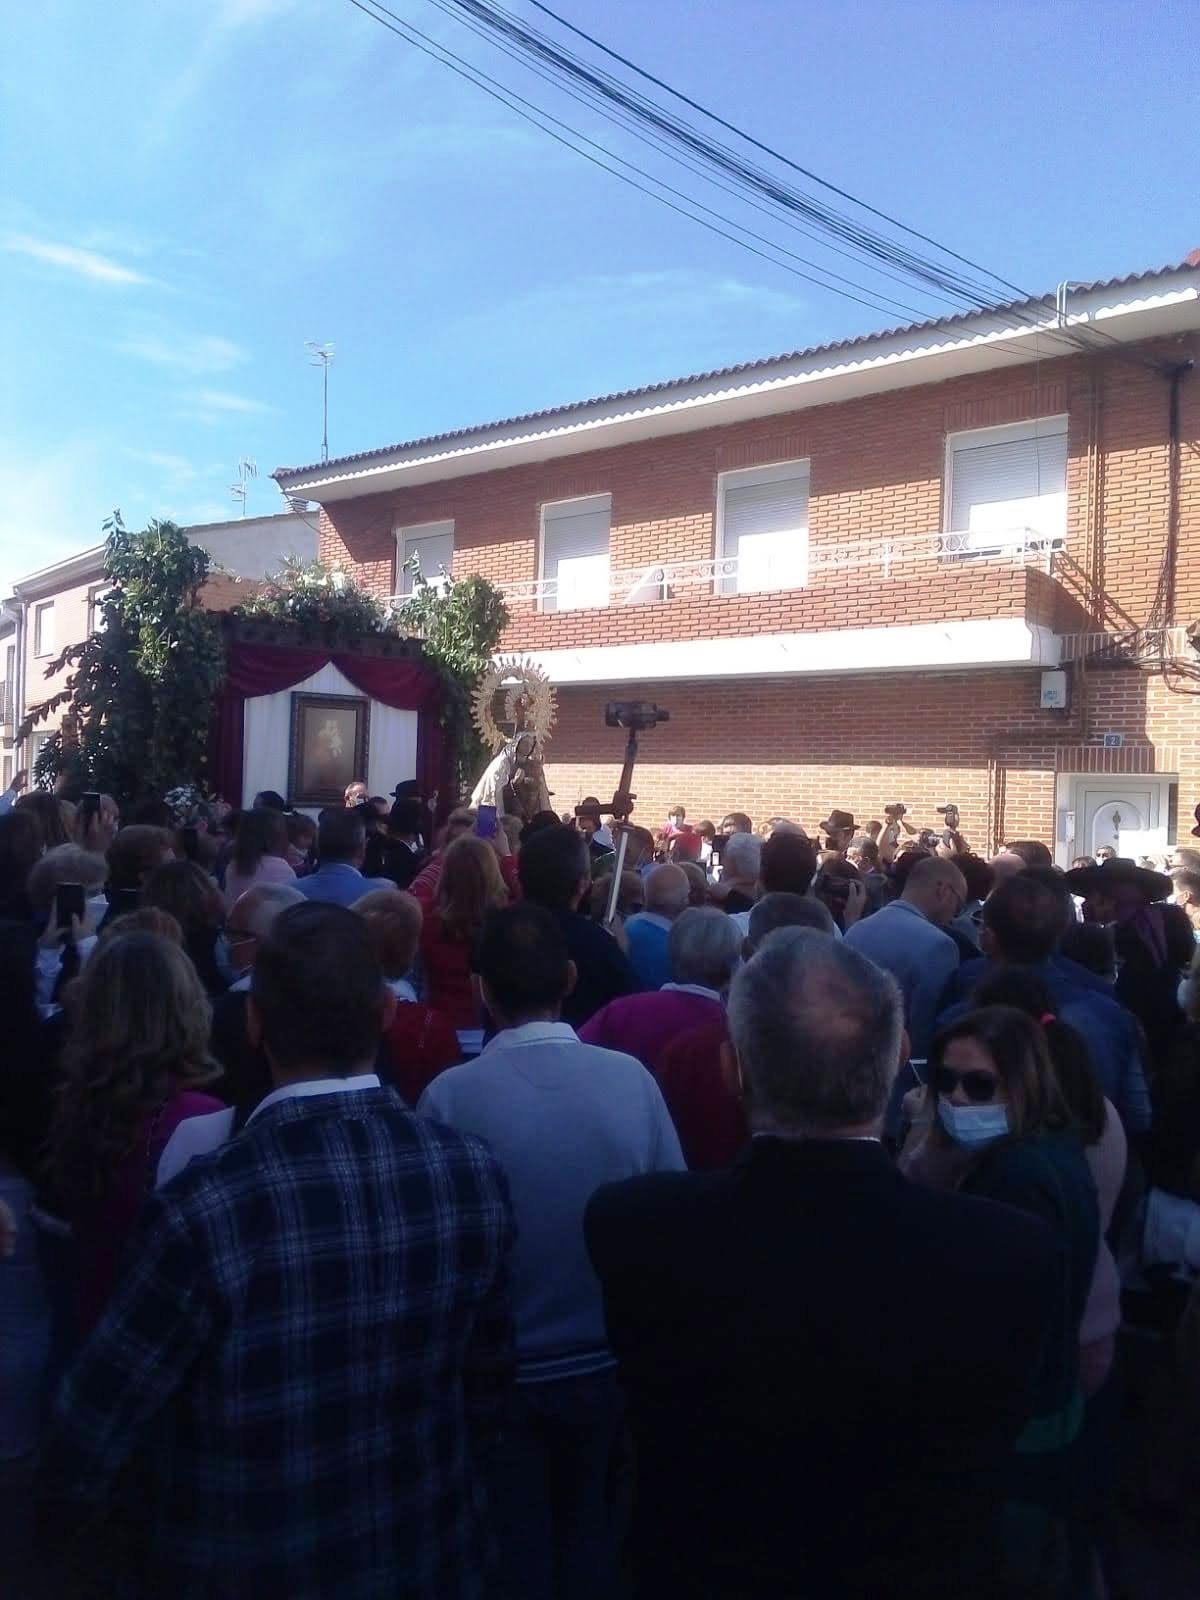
xmin=938 ymin=1098 xmax=1010 ymax=1149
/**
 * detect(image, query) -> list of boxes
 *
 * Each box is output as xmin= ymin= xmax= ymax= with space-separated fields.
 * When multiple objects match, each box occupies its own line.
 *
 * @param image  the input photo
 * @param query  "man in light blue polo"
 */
xmin=297 ymin=809 xmax=393 ymax=907
xmin=419 ymin=900 xmax=683 ymax=1600
xmin=844 ymin=854 xmax=966 ymax=1058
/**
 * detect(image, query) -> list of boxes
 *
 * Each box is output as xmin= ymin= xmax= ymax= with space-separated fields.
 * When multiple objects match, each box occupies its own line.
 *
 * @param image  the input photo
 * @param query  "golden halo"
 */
xmin=471 ymin=656 xmax=557 ymax=753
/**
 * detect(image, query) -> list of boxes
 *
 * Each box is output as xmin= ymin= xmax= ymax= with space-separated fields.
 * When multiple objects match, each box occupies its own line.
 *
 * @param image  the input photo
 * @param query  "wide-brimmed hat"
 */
xmin=819 ymin=809 xmax=856 ymax=835
xmin=1064 ymin=856 xmax=1172 ymax=902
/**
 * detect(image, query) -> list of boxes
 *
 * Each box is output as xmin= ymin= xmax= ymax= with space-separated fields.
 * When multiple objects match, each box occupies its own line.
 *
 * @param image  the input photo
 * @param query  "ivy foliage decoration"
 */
xmin=20 ymin=515 xmax=225 ymax=805
xmin=234 ymin=556 xmax=397 ymax=642
xmin=398 ymin=560 xmax=510 ymax=795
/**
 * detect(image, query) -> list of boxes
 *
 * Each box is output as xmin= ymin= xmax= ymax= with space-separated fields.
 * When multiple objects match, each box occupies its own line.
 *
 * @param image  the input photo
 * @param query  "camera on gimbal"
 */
xmin=605 ymin=701 xmax=671 ymax=732
xmin=883 ymin=803 xmax=907 ymax=819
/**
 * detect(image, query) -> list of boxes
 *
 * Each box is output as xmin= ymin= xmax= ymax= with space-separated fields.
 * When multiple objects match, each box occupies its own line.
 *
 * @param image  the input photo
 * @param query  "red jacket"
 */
xmin=419 ymin=915 xmax=483 ymax=1031
xmin=383 ymin=1002 xmax=461 ymax=1106
xmin=655 ymin=1019 xmax=749 ymax=1170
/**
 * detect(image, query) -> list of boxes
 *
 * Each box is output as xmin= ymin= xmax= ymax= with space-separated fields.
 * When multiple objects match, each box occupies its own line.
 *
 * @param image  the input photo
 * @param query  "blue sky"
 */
xmin=1 ymin=0 xmax=1196 ymax=594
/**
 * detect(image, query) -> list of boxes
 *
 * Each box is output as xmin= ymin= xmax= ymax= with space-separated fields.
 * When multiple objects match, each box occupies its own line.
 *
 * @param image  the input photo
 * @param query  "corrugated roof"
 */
xmin=273 ymin=259 xmax=1192 ymax=483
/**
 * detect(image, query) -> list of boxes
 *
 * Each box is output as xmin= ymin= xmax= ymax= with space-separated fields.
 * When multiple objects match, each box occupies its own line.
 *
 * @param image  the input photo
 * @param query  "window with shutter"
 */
xmin=946 ymin=417 xmax=1067 ymax=553
xmin=717 ymin=462 xmax=809 ymax=595
xmin=540 ymin=495 xmax=611 ymax=611
xmin=396 ymin=521 xmax=454 ymax=595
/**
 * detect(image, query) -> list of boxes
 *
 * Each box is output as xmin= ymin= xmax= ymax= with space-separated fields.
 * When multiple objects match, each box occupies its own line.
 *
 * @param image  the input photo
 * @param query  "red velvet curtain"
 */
xmin=209 ymin=641 xmax=447 ymax=807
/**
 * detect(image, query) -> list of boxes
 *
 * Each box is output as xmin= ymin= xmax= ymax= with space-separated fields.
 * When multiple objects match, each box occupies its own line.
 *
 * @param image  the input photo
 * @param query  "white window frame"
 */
xmin=395 ymin=519 xmax=454 ymax=597
xmin=714 ymin=458 xmax=811 ymax=596
xmin=538 ymin=492 xmax=612 ymax=612
xmin=942 ymin=414 xmax=1068 ymax=557
xmin=87 ymin=584 xmax=113 ymax=635
xmin=33 ymin=601 xmax=55 ymax=659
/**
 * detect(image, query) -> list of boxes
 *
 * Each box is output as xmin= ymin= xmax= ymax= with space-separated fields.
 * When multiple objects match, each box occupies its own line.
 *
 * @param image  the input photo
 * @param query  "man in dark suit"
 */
xmin=586 ymin=928 xmax=1066 ymax=1600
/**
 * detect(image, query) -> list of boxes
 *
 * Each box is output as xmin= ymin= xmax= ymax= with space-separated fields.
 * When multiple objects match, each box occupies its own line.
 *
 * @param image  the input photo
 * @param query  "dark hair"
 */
xmin=129 ymin=797 xmax=175 ymax=830
xmin=929 ymin=1006 xmax=1070 ymax=1139
xmin=0 ymin=810 xmax=43 ymax=909
xmin=389 ymin=797 xmax=424 ymax=837
xmin=1003 ymin=839 xmax=1054 ymax=868
xmin=252 ymin=902 xmax=387 ymax=1070
xmin=982 ymin=873 xmax=1068 ymax=962
xmin=747 ymin=891 xmax=834 ymax=948
xmin=761 ymin=831 xmax=818 ymax=896
xmin=522 ymin=809 xmax=562 ymax=842
xmin=317 ymin=807 xmax=366 ymax=864
xmin=474 ymin=902 xmax=570 ymax=1017
xmin=254 ymin=789 xmax=288 ymax=812
xmin=107 ymin=825 xmax=174 ymax=892
xmin=143 ymin=859 xmax=224 ymax=935
xmin=888 ymin=846 xmax=933 ymax=894
xmin=14 ymin=791 xmax=70 ymax=850
xmin=518 ymin=824 xmax=589 ymax=911
xmin=233 ymin=807 xmax=289 ymax=877
xmin=696 ymin=820 xmax=716 ymax=842
xmin=849 ymin=836 xmax=880 ymax=868
xmin=286 ymin=811 xmax=316 ymax=846
xmin=721 ymin=812 xmax=753 ymax=835
xmin=971 ymin=967 xmax=1106 ymax=1143
xmin=1060 ymin=921 xmax=1116 ymax=980
xmin=956 ymin=853 xmax=995 ymax=904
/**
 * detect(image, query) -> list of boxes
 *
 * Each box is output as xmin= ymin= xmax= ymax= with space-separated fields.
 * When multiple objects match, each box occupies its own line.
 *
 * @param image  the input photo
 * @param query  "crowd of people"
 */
xmin=3 ymin=767 xmax=1200 ymax=1598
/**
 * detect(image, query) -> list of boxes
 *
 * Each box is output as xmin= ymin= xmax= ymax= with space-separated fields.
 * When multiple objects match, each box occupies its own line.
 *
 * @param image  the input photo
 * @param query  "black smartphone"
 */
xmin=55 ymin=881 xmax=86 ymax=929
xmin=81 ymin=791 xmax=101 ymax=821
xmin=109 ymin=887 xmax=141 ymax=917
xmin=180 ymin=824 xmax=200 ymax=860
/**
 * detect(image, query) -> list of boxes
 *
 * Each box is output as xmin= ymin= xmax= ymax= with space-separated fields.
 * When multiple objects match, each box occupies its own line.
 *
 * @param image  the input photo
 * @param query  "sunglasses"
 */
xmin=933 ymin=1066 xmax=999 ymax=1104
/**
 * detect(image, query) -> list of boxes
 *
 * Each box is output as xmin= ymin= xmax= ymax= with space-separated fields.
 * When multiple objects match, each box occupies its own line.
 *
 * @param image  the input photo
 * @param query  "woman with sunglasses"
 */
xmin=903 ymin=1006 xmax=1100 ymax=1591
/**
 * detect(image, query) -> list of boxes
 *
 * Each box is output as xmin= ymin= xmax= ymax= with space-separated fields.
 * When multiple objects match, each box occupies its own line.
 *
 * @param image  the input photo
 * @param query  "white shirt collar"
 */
xmin=247 ymin=1072 xmax=381 ymax=1124
xmin=230 ymin=972 xmax=253 ymax=993
xmin=482 ymin=1020 xmax=579 ymax=1054
xmin=660 ymin=982 xmax=723 ymax=1002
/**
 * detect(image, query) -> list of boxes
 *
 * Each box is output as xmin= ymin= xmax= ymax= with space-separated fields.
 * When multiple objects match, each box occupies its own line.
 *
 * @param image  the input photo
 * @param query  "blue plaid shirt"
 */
xmin=38 ymin=1086 xmax=516 ymax=1599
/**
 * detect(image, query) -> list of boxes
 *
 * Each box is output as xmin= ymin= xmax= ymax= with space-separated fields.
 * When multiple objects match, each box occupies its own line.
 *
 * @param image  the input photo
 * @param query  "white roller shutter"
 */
xmin=397 ymin=521 xmax=454 ymax=594
xmin=948 ymin=421 xmax=1067 ymax=551
xmin=719 ymin=467 xmax=809 ymax=594
xmin=542 ymin=495 xmax=610 ymax=611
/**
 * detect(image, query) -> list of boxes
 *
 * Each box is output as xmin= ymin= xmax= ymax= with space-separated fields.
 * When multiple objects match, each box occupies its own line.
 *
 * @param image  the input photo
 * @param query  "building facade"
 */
xmin=2 ymin=510 xmax=316 ymax=777
xmin=276 ymin=259 xmax=1200 ymax=862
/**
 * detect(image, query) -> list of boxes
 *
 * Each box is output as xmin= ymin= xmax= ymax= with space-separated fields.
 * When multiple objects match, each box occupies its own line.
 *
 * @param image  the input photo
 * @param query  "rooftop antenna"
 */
xmin=305 ymin=340 xmax=335 ymax=462
xmin=230 ymin=457 xmax=257 ymax=517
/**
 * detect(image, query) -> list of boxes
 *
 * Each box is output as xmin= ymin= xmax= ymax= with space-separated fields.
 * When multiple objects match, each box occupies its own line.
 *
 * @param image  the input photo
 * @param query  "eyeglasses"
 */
xmin=933 ymin=1066 xmax=999 ymax=1104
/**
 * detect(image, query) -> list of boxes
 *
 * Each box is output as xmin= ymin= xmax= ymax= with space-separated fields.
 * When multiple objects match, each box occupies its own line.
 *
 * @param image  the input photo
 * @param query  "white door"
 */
xmin=1069 ymin=779 xmax=1168 ymax=860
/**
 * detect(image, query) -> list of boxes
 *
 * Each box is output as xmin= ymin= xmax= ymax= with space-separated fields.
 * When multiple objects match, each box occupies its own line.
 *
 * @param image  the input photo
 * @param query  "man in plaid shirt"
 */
xmin=38 ymin=902 xmax=516 ymax=1599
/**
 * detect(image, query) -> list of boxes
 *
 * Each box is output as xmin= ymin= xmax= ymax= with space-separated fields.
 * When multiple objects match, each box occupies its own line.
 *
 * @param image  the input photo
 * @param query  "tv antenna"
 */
xmin=305 ymin=340 xmax=335 ymax=462
xmin=230 ymin=457 xmax=257 ymax=517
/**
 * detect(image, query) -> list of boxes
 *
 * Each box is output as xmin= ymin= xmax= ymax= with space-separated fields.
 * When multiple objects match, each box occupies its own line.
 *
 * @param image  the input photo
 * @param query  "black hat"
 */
xmin=819 ymin=809 xmax=856 ymax=836
xmin=1191 ymin=802 xmax=1200 ymax=839
xmin=1063 ymin=856 xmax=1172 ymax=903
xmin=391 ymin=779 xmax=422 ymax=801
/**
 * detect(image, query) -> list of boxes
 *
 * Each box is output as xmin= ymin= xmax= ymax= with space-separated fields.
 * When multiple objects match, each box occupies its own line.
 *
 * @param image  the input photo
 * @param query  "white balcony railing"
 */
xmin=464 ymin=528 xmax=1062 ymax=612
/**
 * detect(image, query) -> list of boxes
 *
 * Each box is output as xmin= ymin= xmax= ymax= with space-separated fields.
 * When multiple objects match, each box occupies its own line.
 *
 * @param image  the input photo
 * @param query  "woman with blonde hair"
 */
xmin=49 ymin=933 xmax=223 ymax=1333
xmin=420 ymin=835 xmax=509 ymax=1029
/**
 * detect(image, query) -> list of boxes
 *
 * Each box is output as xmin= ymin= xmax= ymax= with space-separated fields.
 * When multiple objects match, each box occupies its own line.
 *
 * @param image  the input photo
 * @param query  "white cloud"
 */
xmin=2 ymin=231 xmax=151 ymax=287
xmin=190 ymin=389 xmax=273 ymax=414
xmin=118 ymin=330 xmax=246 ymax=375
xmin=124 ymin=448 xmax=199 ymax=481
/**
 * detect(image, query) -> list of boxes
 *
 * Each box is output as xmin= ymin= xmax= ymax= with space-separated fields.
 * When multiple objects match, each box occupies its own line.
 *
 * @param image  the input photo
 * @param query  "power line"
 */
xmin=346 ymin=0 xmax=1131 ymax=369
xmin=524 ymin=0 xmax=1032 ymax=300
xmin=432 ymin=0 xmax=1132 ymax=359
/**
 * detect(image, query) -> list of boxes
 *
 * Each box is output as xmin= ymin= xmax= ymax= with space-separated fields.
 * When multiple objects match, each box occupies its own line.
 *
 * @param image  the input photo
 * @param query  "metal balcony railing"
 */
xmin=470 ymin=527 xmax=1063 ymax=612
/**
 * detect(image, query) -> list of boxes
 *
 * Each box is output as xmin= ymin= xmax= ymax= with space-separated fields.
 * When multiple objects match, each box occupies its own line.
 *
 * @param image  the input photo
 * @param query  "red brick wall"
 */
xmin=318 ymin=331 xmax=1200 ymax=846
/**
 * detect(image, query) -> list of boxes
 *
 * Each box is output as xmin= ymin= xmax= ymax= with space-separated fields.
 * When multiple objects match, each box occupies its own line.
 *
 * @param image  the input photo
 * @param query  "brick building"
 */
xmin=275 ymin=258 xmax=1200 ymax=862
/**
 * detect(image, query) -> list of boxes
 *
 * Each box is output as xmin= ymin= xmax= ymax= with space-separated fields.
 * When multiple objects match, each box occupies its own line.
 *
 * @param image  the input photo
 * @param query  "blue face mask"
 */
xmin=937 ymin=1098 xmax=1010 ymax=1149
